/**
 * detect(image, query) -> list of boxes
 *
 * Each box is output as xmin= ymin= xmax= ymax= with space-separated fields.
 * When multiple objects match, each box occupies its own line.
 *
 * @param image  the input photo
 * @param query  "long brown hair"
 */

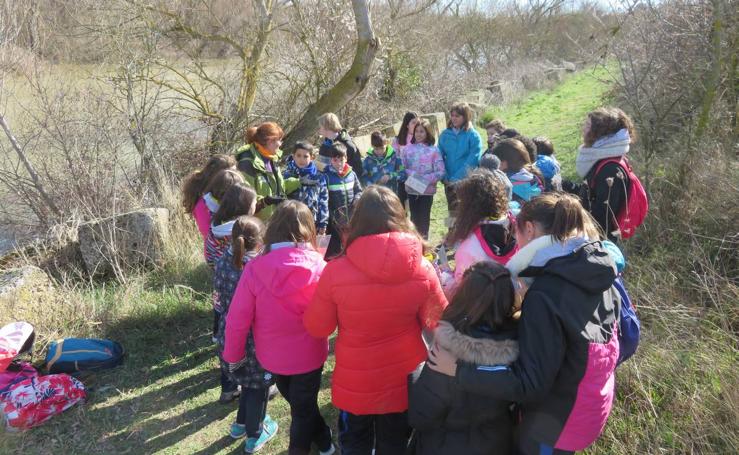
xmin=231 ymin=215 xmax=265 ymax=269
xmin=517 ymin=193 xmax=602 ymax=242
xmin=181 ymin=155 xmax=235 ymax=212
xmin=442 ymin=261 xmax=515 ymax=334
xmin=344 ymin=185 xmax=425 ymax=252
xmin=447 ymin=102 xmax=473 ymax=130
xmin=492 ymin=138 xmax=530 ymax=172
xmin=203 ymin=169 xmax=245 ymax=202
xmin=447 ymin=169 xmax=509 ymax=245
xmin=411 ymin=118 xmax=436 ymax=146
xmin=246 ymin=122 xmax=284 ymax=147
xmin=262 ymin=200 xmax=317 ymax=253
xmin=397 ymin=111 xmax=418 ymax=146
xmin=212 ymin=183 xmax=257 ymax=226
xmin=583 ymin=107 xmax=636 ymax=147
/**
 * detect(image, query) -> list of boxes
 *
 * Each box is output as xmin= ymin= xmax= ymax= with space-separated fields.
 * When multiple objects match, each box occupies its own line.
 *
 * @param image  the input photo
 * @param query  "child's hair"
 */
xmin=263 ymin=200 xmax=317 ymax=253
xmin=246 ymin=122 xmax=284 ymax=147
xmin=442 ymin=261 xmax=515 ymax=333
xmin=532 ymin=136 xmax=554 ymax=156
xmin=344 ymin=185 xmax=425 ymax=251
xmin=293 ymin=141 xmax=315 ymax=157
xmin=492 ymin=139 xmax=531 ymax=172
xmin=517 ymin=193 xmax=602 ymax=242
xmin=370 ymin=131 xmax=386 ymax=148
xmin=485 ymin=119 xmax=506 ymax=133
xmin=181 ymin=154 xmax=236 ymax=212
xmin=212 ymin=183 xmax=257 ymax=226
xmin=318 ymin=113 xmax=342 ymax=133
xmin=447 ymin=102 xmax=473 ymax=130
xmin=583 ymin=107 xmax=636 ymax=147
xmin=203 ymin=169 xmax=245 ymax=202
xmin=447 ymin=169 xmax=509 ymax=245
xmin=499 ymin=128 xmax=520 ymax=139
xmin=479 ymin=153 xmax=501 ymax=171
xmin=411 ymin=118 xmax=436 ymax=146
xmin=231 ymin=215 xmax=265 ymax=269
xmin=328 ymin=142 xmax=348 ymax=158
xmin=514 ymin=135 xmax=538 ymax=162
xmin=397 ymin=112 xmax=418 ymax=146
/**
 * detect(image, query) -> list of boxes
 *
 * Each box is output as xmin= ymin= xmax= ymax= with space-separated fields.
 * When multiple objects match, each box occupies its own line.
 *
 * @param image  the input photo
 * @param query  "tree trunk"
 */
xmin=283 ymin=0 xmax=380 ymax=147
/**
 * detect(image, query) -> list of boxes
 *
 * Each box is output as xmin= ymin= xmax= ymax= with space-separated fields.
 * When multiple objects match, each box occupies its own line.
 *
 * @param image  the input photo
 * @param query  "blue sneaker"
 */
xmin=230 ymin=423 xmax=246 ymax=439
xmin=244 ymin=416 xmax=278 ymax=453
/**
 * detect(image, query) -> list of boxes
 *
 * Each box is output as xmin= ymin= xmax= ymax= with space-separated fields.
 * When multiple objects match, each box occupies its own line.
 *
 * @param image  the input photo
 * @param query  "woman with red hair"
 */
xmin=235 ymin=122 xmax=300 ymax=220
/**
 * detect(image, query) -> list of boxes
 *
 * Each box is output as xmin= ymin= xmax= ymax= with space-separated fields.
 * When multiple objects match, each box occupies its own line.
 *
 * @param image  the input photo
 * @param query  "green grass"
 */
xmin=2 ymin=68 xmax=736 ymax=454
xmin=480 ymin=66 xmax=615 ymax=178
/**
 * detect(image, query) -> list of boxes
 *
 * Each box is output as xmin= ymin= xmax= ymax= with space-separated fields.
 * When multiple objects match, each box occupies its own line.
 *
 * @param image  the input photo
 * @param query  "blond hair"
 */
xmin=318 ymin=113 xmax=342 ymax=133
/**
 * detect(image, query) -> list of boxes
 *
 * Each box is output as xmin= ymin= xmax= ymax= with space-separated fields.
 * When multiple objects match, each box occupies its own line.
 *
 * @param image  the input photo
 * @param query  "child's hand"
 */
xmin=379 ymin=175 xmax=390 ymax=184
xmin=318 ymin=227 xmax=327 ymax=235
xmin=427 ymin=341 xmax=458 ymax=377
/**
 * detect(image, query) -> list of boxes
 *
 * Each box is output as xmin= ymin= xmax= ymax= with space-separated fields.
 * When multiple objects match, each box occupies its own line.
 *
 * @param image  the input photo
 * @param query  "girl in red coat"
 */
xmin=304 ymin=185 xmax=448 ymax=455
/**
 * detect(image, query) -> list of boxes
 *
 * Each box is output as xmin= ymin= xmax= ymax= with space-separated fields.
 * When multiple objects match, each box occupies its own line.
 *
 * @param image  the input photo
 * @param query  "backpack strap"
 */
xmin=587 ymin=157 xmax=627 ymax=189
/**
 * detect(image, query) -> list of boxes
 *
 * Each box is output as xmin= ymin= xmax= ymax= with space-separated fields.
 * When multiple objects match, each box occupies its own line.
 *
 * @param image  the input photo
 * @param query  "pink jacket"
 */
xmin=223 ymin=244 xmax=328 ymax=375
xmin=192 ymin=198 xmax=211 ymax=239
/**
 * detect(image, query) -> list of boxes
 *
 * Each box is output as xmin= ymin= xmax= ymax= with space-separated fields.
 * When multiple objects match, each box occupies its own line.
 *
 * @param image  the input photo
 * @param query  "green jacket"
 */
xmin=235 ymin=144 xmax=300 ymax=220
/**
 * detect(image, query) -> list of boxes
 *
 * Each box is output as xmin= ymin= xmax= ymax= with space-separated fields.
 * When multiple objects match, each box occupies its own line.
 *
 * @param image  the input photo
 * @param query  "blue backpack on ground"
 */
xmin=45 ymin=338 xmax=125 ymax=374
xmin=613 ymin=276 xmax=640 ymax=365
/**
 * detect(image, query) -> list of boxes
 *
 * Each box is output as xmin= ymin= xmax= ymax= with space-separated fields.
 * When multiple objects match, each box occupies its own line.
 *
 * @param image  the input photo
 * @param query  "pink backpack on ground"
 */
xmin=0 ymin=373 xmax=86 ymax=431
xmin=589 ymin=157 xmax=649 ymax=239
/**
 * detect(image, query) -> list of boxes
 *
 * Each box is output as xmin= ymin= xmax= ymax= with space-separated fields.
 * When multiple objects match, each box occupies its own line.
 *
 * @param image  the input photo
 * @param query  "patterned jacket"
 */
xmin=362 ymin=145 xmax=407 ymax=195
xmin=324 ymin=163 xmax=362 ymax=229
xmin=283 ymin=159 xmax=329 ymax=230
xmin=400 ymin=143 xmax=446 ymax=195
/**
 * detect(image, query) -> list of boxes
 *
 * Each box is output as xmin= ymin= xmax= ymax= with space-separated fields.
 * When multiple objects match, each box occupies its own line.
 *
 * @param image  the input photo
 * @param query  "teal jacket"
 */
xmin=438 ymin=127 xmax=483 ymax=182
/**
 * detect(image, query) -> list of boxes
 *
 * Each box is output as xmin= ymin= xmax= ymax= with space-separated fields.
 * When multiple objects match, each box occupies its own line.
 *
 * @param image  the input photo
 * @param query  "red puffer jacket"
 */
xmin=304 ymin=232 xmax=447 ymax=415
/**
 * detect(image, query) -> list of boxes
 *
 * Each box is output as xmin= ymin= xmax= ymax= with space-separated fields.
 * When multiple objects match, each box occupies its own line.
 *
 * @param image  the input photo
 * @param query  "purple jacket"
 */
xmin=401 ymin=143 xmax=446 ymax=195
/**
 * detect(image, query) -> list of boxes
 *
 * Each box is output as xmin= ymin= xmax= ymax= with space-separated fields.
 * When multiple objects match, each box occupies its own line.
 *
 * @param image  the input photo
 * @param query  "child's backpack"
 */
xmin=0 ymin=362 xmax=37 ymax=393
xmin=0 ymin=373 xmax=86 ymax=431
xmin=589 ymin=157 xmax=649 ymax=239
xmin=45 ymin=338 xmax=125 ymax=374
xmin=613 ymin=276 xmax=640 ymax=365
xmin=0 ymin=322 xmax=35 ymax=373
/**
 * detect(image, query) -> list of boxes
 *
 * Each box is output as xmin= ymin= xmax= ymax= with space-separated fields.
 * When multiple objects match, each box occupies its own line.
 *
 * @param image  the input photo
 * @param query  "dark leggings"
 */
xmin=236 ymin=387 xmax=269 ymax=438
xmin=274 ymin=367 xmax=332 ymax=454
xmin=444 ymin=182 xmax=459 ymax=217
xmin=407 ymin=194 xmax=434 ymax=239
xmin=338 ymin=410 xmax=410 ymax=455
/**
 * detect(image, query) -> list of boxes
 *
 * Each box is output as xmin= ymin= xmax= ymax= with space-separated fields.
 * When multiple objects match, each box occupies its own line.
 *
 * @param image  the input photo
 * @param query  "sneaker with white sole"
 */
xmin=244 ymin=415 xmax=278 ymax=453
xmin=229 ymin=423 xmax=246 ymax=439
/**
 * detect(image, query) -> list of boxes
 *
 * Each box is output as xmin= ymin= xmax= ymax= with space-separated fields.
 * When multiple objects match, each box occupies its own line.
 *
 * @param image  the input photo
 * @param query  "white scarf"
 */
xmin=211 ymin=220 xmax=235 ymax=238
xmin=505 ymin=235 xmax=556 ymax=281
xmin=203 ymin=192 xmax=220 ymax=213
xmin=575 ymin=128 xmax=630 ymax=178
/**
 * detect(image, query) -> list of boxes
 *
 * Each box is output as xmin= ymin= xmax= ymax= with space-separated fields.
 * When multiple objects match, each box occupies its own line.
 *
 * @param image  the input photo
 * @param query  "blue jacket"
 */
xmin=535 ymin=155 xmax=562 ymax=191
xmin=323 ymin=164 xmax=362 ymax=229
xmin=438 ymin=127 xmax=484 ymax=182
xmin=508 ymin=169 xmax=543 ymax=203
xmin=283 ymin=159 xmax=329 ymax=230
xmin=362 ymin=145 xmax=407 ymax=194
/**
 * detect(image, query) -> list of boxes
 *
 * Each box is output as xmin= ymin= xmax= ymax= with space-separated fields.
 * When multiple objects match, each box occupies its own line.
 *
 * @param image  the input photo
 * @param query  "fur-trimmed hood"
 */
xmin=435 ymin=320 xmax=518 ymax=365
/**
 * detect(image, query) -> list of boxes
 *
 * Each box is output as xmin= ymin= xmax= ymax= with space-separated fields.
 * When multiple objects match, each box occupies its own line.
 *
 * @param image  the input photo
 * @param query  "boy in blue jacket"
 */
xmin=283 ymin=141 xmax=329 ymax=234
xmin=362 ymin=131 xmax=406 ymax=196
xmin=323 ymin=142 xmax=362 ymax=258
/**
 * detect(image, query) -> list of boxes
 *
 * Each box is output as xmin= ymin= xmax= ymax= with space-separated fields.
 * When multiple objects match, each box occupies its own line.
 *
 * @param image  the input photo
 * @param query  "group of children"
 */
xmin=179 ymin=104 xmax=642 ymax=454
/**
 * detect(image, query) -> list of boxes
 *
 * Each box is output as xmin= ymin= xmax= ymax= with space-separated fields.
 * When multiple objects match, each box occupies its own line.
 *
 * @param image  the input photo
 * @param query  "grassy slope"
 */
xmin=2 ymin=69 xmax=736 ymax=454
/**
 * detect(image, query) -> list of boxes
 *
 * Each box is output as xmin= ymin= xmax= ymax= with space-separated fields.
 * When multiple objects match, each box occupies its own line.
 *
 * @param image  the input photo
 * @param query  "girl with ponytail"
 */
xmin=212 ymin=215 xmax=272 ymax=445
xmin=429 ymin=193 xmax=622 ymax=454
xmin=181 ymin=154 xmax=236 ymax=238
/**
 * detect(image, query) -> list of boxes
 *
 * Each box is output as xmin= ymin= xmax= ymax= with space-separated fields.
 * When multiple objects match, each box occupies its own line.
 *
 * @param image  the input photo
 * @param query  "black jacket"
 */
xmin=456 ymin=241 xmax=619 ymax=451
xmin=319 ymin=129 xmax=364 ymax=178
xmin=409 ymin=321 xmax=519 ymax=455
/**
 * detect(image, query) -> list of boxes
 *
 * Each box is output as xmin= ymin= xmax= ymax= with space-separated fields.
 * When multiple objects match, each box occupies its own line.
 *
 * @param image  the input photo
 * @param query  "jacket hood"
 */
xmin=251 ymin=246 xmax=325 ymax=298
xmin=520 ymin=239 xmax=617 ymax=294
xmin=366 ymin=145 xmax=395 ymax=164
xmin=435 ymin=321 xmax=519 ymax=365
xmin=507 ymin=168 xmax=535 ymax=182
xmin=345 ymin=232 xmax=423 ymax=283
xmin=479 ymin=219 xmax=517 ymax=257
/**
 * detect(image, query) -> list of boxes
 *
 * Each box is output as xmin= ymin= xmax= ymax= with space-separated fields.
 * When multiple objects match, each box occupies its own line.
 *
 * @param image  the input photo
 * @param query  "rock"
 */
xmin=545 ymin=68 xmax=564 ymax=82
xmin=487 ymin=81 xmax=504 ymax=97
xmin=353 ymin=134 xmax=372 ymax=157
xmin=561 ymin=60 xmax=577 ymax=72
xmin=78 ymin=208 xmax=169 ymax=276
xmin=0 ymin=266 xmax=51 ymax=300
xmin=420 ymin=112 xmax=447 ymax=138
